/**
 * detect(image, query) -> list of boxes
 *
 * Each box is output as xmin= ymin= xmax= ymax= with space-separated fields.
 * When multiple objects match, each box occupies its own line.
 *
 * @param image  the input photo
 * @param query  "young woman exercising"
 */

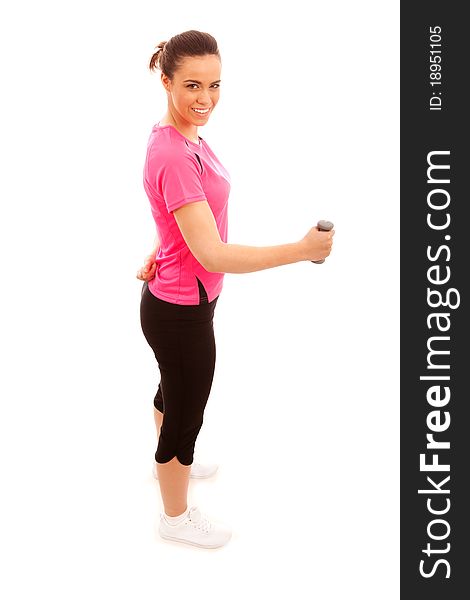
xmin=137 ymin=29 xmax=334 ymax=549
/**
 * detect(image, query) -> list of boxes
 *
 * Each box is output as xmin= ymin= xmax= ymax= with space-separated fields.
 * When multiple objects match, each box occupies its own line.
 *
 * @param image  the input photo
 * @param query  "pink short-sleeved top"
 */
xmin=142 ymin=123 xmax=231 ymax=305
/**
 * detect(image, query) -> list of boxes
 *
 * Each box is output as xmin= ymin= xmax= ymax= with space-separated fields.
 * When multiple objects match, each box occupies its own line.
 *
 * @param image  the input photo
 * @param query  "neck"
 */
xmin=160 ymin=110 xmax=199 ymax=143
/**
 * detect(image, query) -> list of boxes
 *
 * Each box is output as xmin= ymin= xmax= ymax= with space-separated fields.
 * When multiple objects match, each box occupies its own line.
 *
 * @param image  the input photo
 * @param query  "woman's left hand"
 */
xmin=136 ymin=255 xmax=157 ymax=281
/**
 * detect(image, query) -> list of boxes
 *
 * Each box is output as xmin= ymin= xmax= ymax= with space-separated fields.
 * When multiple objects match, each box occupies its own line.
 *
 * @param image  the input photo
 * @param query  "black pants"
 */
xmin=139 ymin=279 xmax=219 ymax=466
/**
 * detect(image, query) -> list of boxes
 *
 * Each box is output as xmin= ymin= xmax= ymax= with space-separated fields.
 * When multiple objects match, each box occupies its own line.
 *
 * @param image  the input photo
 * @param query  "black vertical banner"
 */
xmin=401 ymin=2 xmax=469 ymax=598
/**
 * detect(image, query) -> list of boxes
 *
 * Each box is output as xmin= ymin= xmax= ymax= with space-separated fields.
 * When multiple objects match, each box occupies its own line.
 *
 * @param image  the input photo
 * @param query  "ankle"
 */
xmin=165 ymin=506 xmax=188 ymax=518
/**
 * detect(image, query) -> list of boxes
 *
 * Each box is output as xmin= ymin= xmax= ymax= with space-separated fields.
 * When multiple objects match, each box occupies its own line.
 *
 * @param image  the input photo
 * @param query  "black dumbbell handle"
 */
xmin=311 ymin=220 xmax=334 ymax=264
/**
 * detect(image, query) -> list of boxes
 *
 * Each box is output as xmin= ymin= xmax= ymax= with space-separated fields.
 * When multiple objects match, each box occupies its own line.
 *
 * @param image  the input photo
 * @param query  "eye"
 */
xmin=186 ymin=83 xmax=221 ymax=89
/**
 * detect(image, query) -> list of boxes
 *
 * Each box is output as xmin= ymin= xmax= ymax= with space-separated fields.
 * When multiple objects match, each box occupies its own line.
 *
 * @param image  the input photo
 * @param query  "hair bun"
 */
xmin=148 ymin=30 xmax=220 ymax=76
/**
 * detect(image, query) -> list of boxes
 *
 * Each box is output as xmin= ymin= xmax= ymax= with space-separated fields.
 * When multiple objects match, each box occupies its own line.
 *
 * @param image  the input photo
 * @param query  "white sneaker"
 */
xmin=158 ymin=506 xmax=232 ymax=549
xmin=152 ymin=461 xmax=218 ymax=480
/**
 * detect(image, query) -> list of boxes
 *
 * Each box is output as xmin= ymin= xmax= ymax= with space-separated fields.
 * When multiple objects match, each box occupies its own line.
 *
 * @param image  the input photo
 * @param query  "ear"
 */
xmin=161 ymin=72 xmax=171 ymax=93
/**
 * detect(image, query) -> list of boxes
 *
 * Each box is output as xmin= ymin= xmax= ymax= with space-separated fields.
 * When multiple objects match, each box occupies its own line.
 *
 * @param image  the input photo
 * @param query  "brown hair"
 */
xmin=148 ymin=29 xmax=221 ymax=80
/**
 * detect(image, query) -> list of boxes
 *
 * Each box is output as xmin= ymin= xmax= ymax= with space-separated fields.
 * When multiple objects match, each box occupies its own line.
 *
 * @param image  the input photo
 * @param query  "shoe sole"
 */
xmin=159 ymin=529 xmax=231 ymax=549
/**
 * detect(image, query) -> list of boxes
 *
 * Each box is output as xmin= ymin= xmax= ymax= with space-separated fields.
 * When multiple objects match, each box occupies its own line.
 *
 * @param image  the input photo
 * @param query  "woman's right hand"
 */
xmin=299 ymin=225 xmax=335 ymax=262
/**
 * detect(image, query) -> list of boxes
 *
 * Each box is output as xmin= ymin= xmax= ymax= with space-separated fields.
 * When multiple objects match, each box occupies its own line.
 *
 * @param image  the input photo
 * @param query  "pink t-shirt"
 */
xmin=142 ymin=123 xmax=231 ymax=305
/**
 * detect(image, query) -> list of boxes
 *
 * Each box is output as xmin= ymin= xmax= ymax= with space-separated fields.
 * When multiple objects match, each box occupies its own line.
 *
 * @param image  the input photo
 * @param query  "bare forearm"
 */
xmin=208 ymin=240 xmax=307 ymax=274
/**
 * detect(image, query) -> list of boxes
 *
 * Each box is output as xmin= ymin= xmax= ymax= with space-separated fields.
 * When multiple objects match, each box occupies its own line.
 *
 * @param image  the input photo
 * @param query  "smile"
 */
xmin=192 ymin=107 xmax=210 ymax=114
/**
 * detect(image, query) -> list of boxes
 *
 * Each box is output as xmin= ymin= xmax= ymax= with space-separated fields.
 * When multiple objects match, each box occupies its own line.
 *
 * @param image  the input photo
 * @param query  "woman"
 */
xmin=137 ymin=29 xmax=334 ymax=550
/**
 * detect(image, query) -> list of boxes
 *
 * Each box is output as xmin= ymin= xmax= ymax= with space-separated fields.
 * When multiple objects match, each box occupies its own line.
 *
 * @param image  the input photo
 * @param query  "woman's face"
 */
xmin=162 ymin=54 xmax=221 ymax=127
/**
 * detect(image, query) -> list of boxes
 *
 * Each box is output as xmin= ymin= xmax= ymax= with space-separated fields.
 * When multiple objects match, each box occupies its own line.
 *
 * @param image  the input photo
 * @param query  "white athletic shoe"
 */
xmin=152 ymin=461 xmax=218 ymax=480
xmin=158 ymin=506 xmax=232 ymax=549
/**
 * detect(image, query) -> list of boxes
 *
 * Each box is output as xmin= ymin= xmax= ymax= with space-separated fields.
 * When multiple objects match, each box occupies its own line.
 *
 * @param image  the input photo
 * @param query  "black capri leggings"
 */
xmin=139 ymin=279 xmax=219 ymax=466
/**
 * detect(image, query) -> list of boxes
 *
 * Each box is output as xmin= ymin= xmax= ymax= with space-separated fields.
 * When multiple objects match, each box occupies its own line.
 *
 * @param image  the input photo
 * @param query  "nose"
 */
xmin=197 ymin=89 xmax=211 ymax=106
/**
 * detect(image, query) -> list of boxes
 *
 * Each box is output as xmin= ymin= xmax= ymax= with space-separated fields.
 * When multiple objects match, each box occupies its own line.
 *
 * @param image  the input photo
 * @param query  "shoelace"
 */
xmin=186 ymin=507 xmax=212 ymax=534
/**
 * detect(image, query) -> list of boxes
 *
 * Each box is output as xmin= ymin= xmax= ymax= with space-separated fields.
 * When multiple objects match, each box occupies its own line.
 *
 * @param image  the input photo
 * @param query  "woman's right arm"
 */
xmin=172 ymin=200 xmax=334 ymax=274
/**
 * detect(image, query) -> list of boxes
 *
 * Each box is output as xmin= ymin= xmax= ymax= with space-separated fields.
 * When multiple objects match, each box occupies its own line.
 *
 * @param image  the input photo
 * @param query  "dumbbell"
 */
xmin=311 ymin=220 xmax=334 ymax=264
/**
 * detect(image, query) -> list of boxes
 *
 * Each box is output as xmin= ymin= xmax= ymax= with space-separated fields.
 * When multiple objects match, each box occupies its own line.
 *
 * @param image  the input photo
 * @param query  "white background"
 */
xmin=0 ymin=1 xmax=399 ymax=598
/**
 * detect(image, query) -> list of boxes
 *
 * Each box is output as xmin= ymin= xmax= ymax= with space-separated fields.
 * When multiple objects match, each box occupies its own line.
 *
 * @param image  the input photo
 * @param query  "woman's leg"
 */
xmin=153 ymin=404 xmax=191 ymax=516
xmin=140 ymin=283 xmax=218 ymax=518
xmin=153 ymin=407 xmax=190 ymax=515
xmin=156 ymin=457 xmax=191 ymax=516
xmin=154 ymin=329 xmax=215 ymax=517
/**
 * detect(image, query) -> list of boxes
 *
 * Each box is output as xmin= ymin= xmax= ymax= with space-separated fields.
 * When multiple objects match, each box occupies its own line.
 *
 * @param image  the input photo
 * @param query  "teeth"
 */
xmin=192 ymin=108 xmax=209 ymax=114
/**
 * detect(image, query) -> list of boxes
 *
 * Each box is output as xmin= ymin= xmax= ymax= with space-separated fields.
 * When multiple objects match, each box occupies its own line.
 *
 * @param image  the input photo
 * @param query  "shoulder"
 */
xmin=150 ymin=127 xmax=198 ymax=166
xmin=150 ymin=126 xmax=183 ymax=155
